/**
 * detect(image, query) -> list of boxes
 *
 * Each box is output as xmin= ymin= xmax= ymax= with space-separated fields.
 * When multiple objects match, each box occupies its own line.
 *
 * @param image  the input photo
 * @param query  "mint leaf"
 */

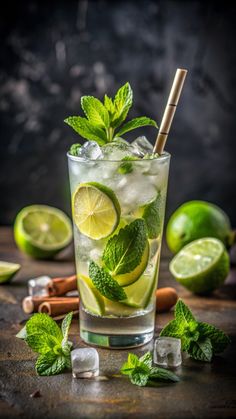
xmin=26 ymin=313 xmax=62 ymax=343
xmin=112 ymin=82 xmax=133 ymax=128
xmin=188 ymin=338 xmax=213 ymax=362
xmin=160 ymin=319 xmax=184 ymax=339
xmin=26 ymin=333 xmax=57 ymax=354
xmin=61 ymin=312 xmax=73 ymax=354
xmin=104 ymin=94 xmax=115 ymax=116
xmin=149 ymin=367 xmax=180 ymax=382
xmin=69 ymin=143 xmax=81 ymax=156
xmin=81 ymin=96 xmax=109 ymax=129
xmin=118 ymin=156 xmax=136 ymax=175
xmin=139 ymin=351 xmax=152 ymax=368
xmin=64 ymin=116 xmax=107 ymax=145
xmin=116 ymin=117 xmax=157 ymax=137
xmin=89 ymin=261 xmax=126 ymax=301
xmin=35 ymin=352 xmax=68 ymax=376
xmin=61 ymin=312 xmax=73 ymax=340
xmin=130 ymin=369 xmax=149 ymax=387
xmin=142 ymin=192 xmax=162 ymax=239
xmin=102 ymin=219 xmax=148 ymax=275
xmin=175 ymin=299 xmax=196 ymax=326
xmin=197 ymin=322 xmax=230 ymax=354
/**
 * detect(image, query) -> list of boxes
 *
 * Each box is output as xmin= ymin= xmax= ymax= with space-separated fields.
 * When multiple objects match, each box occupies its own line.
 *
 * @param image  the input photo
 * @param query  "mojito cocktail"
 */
xmin=66 ymin=83 xmax=170 ymax=348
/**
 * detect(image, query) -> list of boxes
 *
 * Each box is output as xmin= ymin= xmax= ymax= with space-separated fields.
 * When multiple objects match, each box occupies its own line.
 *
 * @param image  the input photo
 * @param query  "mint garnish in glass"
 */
xmin=65 ymin=82 xmax=158 ymax=148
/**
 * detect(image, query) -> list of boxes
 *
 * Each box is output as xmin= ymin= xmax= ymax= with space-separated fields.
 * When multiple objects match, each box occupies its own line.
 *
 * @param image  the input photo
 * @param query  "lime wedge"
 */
xmin=115 ymin=241 xmax=150 ymax=287
xmin=0 ymin=261 xmax=21 ymax=284
xmin=78 ymin=274 xmax=105 ymax=315
xmin=72 ymin=182 xmax=120 ymax=240
xmin=170 ymin=237 xmax=230 ymax=294
xmin=14 ymin=205 xmax=72 ymax=259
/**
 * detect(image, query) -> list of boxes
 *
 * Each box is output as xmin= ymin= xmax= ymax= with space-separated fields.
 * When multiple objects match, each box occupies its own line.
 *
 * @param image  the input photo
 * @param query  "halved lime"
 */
xmin=78 ymin=274 xmax=105 ymax=315
xmin=14 ymin=205 xmax=73 ymax=259
xmin=170 ymin=237 xmax=230 ymax=294
xmin=72 ymin=182 xmax=120 ymax=240
xmin=114 ymin=241 xmax=150 ymax=287
xmin=0 ymin=261 xmax=21 ymax=284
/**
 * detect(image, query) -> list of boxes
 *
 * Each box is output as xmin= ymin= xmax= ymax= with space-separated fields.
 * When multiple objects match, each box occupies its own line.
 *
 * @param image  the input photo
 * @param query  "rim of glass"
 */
xmin=67 ymin=150 xmax=171 ymax=163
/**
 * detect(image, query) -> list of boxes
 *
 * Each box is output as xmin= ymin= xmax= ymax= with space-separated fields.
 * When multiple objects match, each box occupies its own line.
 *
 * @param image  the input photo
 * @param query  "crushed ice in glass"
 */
xmin=131 ymin=136 xmax=153 ymax=157
xmin=153 ymin=337 xmax=182 ymax=367
xmin=102 ymin=139 xmax=137 ymax=160
xmin=71 ymin=348 xmax=99 ymax=378
xmin=28 ymin=276 xmax=51 ymax=297
xmin=80 ymin=141 xmax=103 ymax=160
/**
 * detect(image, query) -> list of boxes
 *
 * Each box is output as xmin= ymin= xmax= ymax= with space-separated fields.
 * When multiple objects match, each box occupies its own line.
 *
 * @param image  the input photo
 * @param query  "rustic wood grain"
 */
xmin=0 ymin=227 xmax=236 ymax=419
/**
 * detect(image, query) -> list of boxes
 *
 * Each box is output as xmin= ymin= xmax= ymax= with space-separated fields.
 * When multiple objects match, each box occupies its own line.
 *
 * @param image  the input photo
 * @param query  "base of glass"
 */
xmin=80 ymin=329 xmax=154 ymax=349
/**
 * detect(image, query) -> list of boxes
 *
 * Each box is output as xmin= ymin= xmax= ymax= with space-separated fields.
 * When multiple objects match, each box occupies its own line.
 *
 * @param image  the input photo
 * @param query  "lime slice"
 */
xmin=114 ymin=241 xmax=150 ymax=287
xmin=78 ymin=274 xmax=105 ymax=315
xmin=0 ymin=261 xmax=21 ymax=284
xmin=72 ymin=182 xmax=120 ymax=240
xmin=170 ymin=238 xmax=230 ymax=294
xmin=123 ymin=271 xmax=157 ymax=308
xmin=104 ymin=270 xmax=157 ymax=316
xmin=14 ymin=205 xmax=72 ymax=259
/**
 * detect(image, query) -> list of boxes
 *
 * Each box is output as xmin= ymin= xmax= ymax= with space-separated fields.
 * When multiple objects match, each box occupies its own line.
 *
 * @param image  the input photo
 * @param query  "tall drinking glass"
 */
xmin=68 ymin=153 xmax=170 ymax=348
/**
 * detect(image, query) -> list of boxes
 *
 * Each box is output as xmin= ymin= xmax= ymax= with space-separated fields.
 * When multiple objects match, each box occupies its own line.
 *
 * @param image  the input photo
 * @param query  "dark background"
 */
xmin=0 ymin=0 xmax=236 ymax=226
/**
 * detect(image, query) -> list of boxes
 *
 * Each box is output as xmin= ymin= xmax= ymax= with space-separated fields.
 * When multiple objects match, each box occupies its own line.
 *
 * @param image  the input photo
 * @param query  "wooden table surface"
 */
xmin=0 ymin=227 xmax=236 ymax=419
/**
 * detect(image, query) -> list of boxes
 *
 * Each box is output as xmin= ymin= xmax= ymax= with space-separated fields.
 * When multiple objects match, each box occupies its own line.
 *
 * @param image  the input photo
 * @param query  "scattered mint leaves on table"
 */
xmin=160 ymin=299 xmax=230 ymax=362
xmin=120 ymin=352 xmax=180 ymax=387
xmin=16 ymin=312 xmax=73 ymax=376
xmin=65 ymin=82 xmax=158 ymax=145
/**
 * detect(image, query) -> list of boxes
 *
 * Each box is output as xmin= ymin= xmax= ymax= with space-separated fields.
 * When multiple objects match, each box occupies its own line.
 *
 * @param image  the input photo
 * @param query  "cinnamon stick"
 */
xmin=22 ymin=296 xmax=79 ymax=314
xmin=156 ymin=287 xmax=178 ymax=313
xmin=47 ymin=275 xmax=77 ymax=296
xmin=38 ymin=297 xmax=79 ymax=316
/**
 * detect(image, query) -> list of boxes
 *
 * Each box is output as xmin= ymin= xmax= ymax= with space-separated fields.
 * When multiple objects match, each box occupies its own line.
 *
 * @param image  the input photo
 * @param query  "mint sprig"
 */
xmin=16 ymin=312 xmax=73 ymax=376
xmin=160 ymin=299 xmax=230 ymax=362
xmin=120 ymin=352 xmax=180 ymax=387
xmin=65 ymin=82 xmax=158 ymax=144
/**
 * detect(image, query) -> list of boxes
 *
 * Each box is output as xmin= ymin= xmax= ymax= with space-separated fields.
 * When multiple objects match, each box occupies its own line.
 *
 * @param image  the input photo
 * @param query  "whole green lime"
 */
xmin=166 ymin=201 xmax=233 ymax=254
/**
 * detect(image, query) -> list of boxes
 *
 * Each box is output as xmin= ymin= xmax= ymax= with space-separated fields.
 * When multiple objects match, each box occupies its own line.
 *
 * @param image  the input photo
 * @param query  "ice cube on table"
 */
xmin=71 ymin=348 xmax=99 ymax=378
xmin=153 ymin=337 xmax=182 ymax=367
xmin=80 ymin=141 xmax=103 ymax=160
xmin=28 ymin=276 xmax=51 ymax=297
xmin=131 ymin=136 xmax=153 ymax=157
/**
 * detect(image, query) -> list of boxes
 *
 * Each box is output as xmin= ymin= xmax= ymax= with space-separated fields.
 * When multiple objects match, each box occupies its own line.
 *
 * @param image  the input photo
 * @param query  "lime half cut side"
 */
xmin=170 ymin=237 xmax=230 ymax=294
xmin=0 ymin=261 xmax=21 ymax=283
xmin=72 ymin=182 xmax=120 ymax=240
xmin=78 ymin=274 xmax=105 ymax=316
xmin=14 ymin=205 xmax=73 ymax=259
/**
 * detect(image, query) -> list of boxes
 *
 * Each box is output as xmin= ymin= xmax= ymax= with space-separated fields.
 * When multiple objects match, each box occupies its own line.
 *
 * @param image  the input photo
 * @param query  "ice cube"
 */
xmin=102 ymin=139 xmax=135 ymax=160
xmin=71 ymin=348 xmax=99 ymax=378
xmin=153 ymin=337 xmax=182 ymax=367
xmin=80 ymin=141 xmax=103 ymax=160
xmin=28 ymin=276 xmax=51 ymax=297
xmin=131 ymin=136 xmax=153 ymax=157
